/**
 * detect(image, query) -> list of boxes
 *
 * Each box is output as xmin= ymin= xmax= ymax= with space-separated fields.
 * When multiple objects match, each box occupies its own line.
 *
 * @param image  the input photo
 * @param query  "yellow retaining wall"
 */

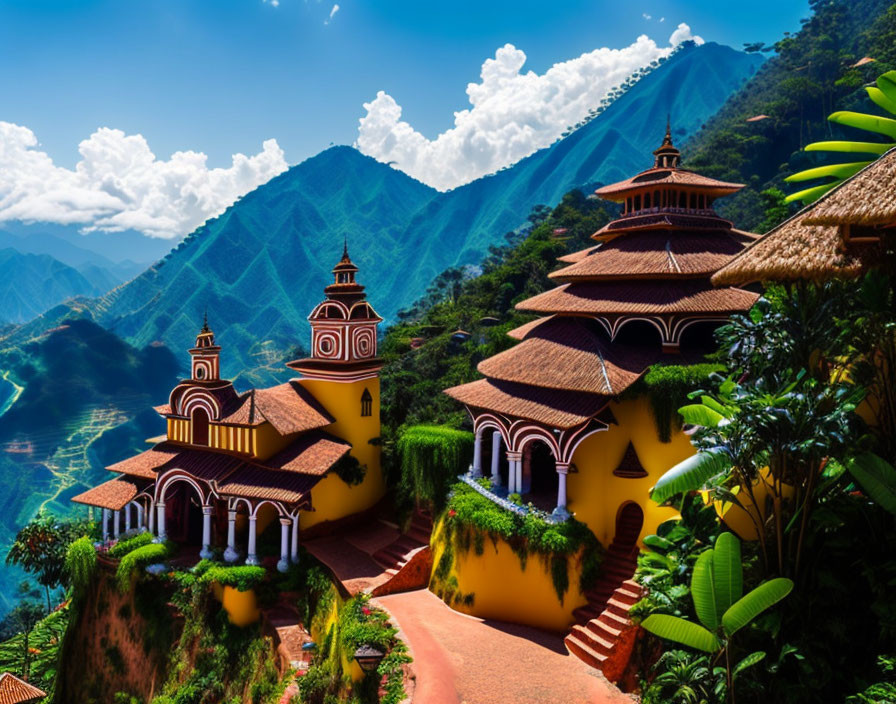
xmin=210 ymin=582 xmax=260 ymax=627
xmin=429 ymin=516 xmax=588 ymax=632
xmin=568 ymin=396 xmax=690 ymax=546
xmin=299 ymin=377 xmax=385 ymax=529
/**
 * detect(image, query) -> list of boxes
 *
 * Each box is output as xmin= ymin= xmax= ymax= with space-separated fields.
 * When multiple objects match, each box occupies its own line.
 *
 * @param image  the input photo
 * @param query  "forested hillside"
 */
xmin=684 ymin=0 xmax=896 ymax=228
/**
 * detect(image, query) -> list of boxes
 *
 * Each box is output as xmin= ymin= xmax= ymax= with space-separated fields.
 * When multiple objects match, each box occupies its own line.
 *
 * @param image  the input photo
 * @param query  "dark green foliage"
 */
xmin=441 ymin=483 xmax=604 ymax=603
xmin=397 ymin=425 xmax=473 ymax=510
xmin=300 ymin=593 xmax=411 ymax=704
xmin=331 ymin=453 xmax=366 ymax=487
xmin=64 ymin=536 xmax=97 ymax=598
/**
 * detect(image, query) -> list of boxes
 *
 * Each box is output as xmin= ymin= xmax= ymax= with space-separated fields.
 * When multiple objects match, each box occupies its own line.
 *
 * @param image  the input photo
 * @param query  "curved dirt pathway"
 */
xmin=375 ymin=589 xmax=633 ymax=704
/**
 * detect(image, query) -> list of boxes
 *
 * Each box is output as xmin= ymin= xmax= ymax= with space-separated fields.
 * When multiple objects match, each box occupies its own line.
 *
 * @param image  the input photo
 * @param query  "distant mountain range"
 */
xmin=1 ymin=41 xmax=761 ymax=385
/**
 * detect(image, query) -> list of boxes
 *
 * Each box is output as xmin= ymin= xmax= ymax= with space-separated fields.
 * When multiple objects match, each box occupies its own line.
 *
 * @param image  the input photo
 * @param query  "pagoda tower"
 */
xmin=446 ymin=126 xmax=760 ymax=541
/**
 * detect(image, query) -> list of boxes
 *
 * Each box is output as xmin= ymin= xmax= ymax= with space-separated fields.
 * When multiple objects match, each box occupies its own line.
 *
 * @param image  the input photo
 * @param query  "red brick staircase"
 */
xmin=372 ymin=509 xmax=433 ymax=575
xmin=565 ymin=505 xmax=643 ymax=678
xmin=564 ymin=579 xmax=643 ymax=678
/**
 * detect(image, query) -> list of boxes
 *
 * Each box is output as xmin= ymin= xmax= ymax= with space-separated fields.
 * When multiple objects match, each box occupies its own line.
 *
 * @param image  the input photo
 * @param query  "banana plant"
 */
xmin=846 ymin=452 xmax=896 ymax=516
xmin=785 ymin=71 xmax=896 ymax=204
xmin=642 ymin=533 xmax=794 ymax=703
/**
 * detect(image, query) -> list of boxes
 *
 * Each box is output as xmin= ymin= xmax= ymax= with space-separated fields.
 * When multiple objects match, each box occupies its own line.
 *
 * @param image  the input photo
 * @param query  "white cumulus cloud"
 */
xmin=0 ymin=123 xmax=288 ymax=239
xmin=356 ymin=24 xmax=704 ymax=191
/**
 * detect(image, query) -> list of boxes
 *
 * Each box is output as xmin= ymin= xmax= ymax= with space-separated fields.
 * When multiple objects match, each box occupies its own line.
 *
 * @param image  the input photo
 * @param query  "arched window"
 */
xmin=191 ymin=407 xmax=210 ymax=446
xmin=360 ymin=388 xmax=372 ymax=417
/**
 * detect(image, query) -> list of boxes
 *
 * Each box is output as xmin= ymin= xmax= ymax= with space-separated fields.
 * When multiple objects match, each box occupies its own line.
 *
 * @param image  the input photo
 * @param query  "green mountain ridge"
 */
xmin=0 ymin=41 xmax=762 ymax=385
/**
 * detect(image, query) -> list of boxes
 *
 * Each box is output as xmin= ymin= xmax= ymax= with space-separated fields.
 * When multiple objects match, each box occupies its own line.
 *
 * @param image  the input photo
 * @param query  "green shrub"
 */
xmin=64 ymin=536 xmax=97 ymax=596
xmin=397 ymin=425 xmax=473 ymax=509
xmin=108 ymin=531 xmax=154 ymax=558
xmin=116 ymin=542 xmax=171 ymax=592
xmin=199 ymin=565 xmax=267 ymax=592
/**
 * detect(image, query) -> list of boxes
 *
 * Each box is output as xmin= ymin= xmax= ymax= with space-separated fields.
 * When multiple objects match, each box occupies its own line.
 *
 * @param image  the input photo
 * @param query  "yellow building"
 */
xmin=71 ymin=245 xmax=384 ymax=571
xmin=443 ymin=128 xmax=760 ymax=638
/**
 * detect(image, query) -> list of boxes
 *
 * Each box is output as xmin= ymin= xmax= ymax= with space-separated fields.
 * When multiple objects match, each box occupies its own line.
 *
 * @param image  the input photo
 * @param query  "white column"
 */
xmin=471 ymin=430 xmax=483 ymax=478
xmin=224 ymin=510 xmax=239 ymax=563
xmin=155 ymin=502 xmax=167 ymax=542
xmin=490 ymin=431 xmax=502 ymax=485
xmin=554 ymin=463 xmax=571 ymax=519
xmin=277 ymin=518 xmax=291 ymax=573
xmin=124 ymin=503 xmax=132 ymax=533
xmin=200 ymin=506 xmax=213 ymax=560
xmin=113 ymin=510 xmax=121 ymax=539
xmin=290 ymin=513 xmax=300 ymax=564
xmin=148 ymin=501 xmax=156 ymax=535
xmin=245 ymin=515 xmax=259 ymax=566
xmin=102 ymin=508 xmax=110 ymax=543
xmin=136 ymin=503 xmax=145 ymax=532
xmin=507 ymin=452 xmax=522 ymax=494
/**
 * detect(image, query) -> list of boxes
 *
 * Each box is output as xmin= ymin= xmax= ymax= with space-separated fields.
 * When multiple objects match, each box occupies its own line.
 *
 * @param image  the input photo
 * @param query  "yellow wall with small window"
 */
xmin=298 ymin=377 xmax=385 ymax=529
xmin=568 ymin=396 xmax=691 ymax=546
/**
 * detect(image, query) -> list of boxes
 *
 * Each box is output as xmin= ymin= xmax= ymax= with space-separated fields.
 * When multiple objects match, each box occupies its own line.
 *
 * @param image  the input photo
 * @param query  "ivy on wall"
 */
xmin=397 ymin=425 xmax=474 ymax=510
xmin=435 ymin=483 xmax=604 ymax=603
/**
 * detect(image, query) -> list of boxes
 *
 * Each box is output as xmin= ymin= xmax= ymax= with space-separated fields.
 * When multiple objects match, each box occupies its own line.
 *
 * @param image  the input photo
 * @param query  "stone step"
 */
xmin=598 ymin=609 xmax=630 ymax=631
xmin=605 ymin=597 xmax=635 ymax=619
xmin=564 ymin=633 xmax=609 ymax=671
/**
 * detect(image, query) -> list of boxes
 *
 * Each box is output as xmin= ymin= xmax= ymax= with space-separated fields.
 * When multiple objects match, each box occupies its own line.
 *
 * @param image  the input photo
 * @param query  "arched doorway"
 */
xmin=614 ymin=502 xmax=644 ymax=549
xmin=192 ymin=407 xmax=210 ymax=446
xmin=521 ymin=439 xmax=558 ymax=512
xmin=161 ymin=477 xmax=207 ymax=546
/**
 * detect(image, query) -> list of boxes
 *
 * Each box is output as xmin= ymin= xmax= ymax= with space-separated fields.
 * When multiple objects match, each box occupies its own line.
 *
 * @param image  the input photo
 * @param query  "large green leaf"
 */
xmin=877 ymin=71 xmax=896 ymax=105
xmin=828 ymin=111 xmax=896 ymax=140
xmin=651 ymin=450 xmax=730 ymax=503
xmin=678 ymin=404 xmax=725 ymax=428
xmin=712 ymin=532 xmax=743 ymax=619
xmin=722 ymin=578 xmax=794 ymax=637
xmin=846 ymin=452 xmax=896 ymax=516
xmin=641 ymin=614 xmax=721 ymax=653
xmin=692 ymin=549 xmax=719 ymax=631
xmin=783 ymin=181 xmax=842 ymax=204
xmin=866 ymin=87 xmax=896 ymax=116
xmin=784 ymin=162 xmax=870 ymax=183
xmin=733 ymin=651 xmax=767 ymax=678
xmin=805 ymin=140 xmax=892 ymax=155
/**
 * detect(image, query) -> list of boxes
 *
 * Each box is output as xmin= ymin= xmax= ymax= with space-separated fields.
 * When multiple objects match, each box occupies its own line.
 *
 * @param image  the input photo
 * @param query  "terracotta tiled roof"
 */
xmin=107 ymin=443 xmax=180 ymax=479
xmin=71 ymin=478 xmax=141 ymax=510
xmin=444 ymin=378 xmax=609 ymax=429
xmin=557 ymin=246 xmax=599 ymax=264
xmin=712 ymin=212 xmax=874 ymax=285
xmin=216 ymin=466 xmax=321 ymax=504
xmin=802 ymin=147 xmax=896 ymax=226
xmin=0 ymin=673 xmax=46 ymax=704
xmin=220 ymin=382 xmax=334 ymax=435
xmin=596 ymin=168 xmax=744 ymax=198
xmin=506 ymin=316 xmax=551 ymax=341
xmin=517 ymin=280 xmax=759 ymax=316
xmin=550 ymin=230 xmax=753 ymax=281
xmin=478 ymin=317 xmax=655 ymax=395
xmin=262 ymin=432 xmax=351 ymax=476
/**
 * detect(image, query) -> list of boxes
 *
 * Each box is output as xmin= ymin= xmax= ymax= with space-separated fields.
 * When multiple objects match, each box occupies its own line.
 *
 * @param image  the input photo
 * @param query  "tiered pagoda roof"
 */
xmin=446 ymin=126 xmax=760 ymax=429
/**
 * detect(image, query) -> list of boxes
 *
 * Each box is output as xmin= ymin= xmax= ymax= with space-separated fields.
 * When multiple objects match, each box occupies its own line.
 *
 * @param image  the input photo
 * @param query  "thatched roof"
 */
xmin=803 ymin=147 xmax=896 ymax=226
xmin=712 ymin=211 xmax=875 ymax=285
xmin=713 ymin=148 xmax=896 ymax=285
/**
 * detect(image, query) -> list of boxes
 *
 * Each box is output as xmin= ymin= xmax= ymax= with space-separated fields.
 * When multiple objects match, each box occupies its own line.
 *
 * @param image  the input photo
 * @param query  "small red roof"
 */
xmin=0 ymin=673 xmax=45 ymax=704
xmin=595 ymin=168 xmax=744 ymax=200
xmin=71 ymin=478 xmax=141 ymax=511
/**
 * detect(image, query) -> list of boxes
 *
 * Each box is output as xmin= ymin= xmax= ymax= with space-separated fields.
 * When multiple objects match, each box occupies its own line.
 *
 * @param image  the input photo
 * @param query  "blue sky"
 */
xmin=0 ymin=0 xmax=808 ymax=167
xmin=0 ymin=1 xmax=810 ymax=245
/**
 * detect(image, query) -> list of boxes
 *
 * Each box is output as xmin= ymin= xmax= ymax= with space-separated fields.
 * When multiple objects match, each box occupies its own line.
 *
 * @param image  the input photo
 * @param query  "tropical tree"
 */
xmin=785 ymin=70 xmax=896 ymax=204
xmin=6 ymin=513 xmax=93 ymax=610
xmin=650 ymin=372 xmax=864 ymax=579
xmin=642 ymin=533 xmax=794 ymax=704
